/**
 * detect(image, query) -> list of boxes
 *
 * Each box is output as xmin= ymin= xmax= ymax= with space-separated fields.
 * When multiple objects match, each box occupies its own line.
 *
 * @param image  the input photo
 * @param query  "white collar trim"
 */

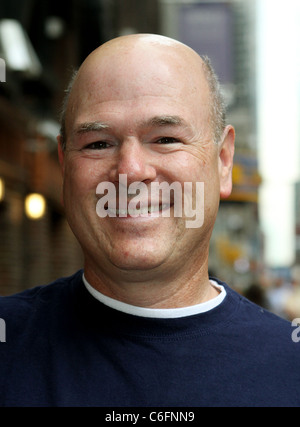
xmin=82 ymin=273 xmax=226 ymax=319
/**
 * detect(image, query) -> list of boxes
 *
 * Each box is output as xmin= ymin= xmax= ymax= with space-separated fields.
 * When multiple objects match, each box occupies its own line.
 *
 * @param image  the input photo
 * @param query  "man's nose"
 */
xmin=109 ymin=138 xmax=156 ymax=184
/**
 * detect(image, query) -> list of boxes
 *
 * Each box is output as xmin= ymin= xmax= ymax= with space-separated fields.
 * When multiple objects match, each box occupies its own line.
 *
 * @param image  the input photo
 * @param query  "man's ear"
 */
xmin=218 ymin=125 xmax=235 ymax=199
xmin=57 ymin=135 xmax=65 ymax=172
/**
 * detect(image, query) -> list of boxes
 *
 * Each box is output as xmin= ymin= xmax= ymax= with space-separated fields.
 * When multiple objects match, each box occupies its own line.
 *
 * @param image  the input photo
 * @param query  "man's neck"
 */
xmin=83 ymin=259 xmax=218 ymax=309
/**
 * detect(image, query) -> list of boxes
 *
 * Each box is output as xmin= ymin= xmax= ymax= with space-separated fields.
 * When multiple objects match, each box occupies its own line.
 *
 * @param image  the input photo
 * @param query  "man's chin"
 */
xmin=110 ymin=252 xmax=166 ymax=274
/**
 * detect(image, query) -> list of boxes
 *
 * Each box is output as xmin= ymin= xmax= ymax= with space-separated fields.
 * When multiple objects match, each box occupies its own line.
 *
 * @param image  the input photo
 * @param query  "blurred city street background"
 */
xmin=0 ymin=0 xmax=299 ymax=320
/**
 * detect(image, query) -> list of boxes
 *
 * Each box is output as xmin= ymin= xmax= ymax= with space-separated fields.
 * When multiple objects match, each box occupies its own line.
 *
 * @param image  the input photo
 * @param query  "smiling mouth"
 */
xmin=105 ymin=203 xmax=171 ymax=217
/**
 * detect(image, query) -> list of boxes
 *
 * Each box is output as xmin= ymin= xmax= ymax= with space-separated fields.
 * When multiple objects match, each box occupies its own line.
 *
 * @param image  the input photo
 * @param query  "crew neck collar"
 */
xmin=82 ymin=273 xmax=226 ymax=319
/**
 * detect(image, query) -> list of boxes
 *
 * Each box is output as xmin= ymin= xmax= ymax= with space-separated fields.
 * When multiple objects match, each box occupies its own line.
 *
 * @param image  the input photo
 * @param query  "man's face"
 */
xmin=58 ymin=39 xmax=234 ymax=280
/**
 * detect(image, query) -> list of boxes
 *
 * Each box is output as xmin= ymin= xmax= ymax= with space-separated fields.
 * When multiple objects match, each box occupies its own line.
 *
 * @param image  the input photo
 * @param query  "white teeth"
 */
xmin=149 ymin=205 xmax=159 ymax=213
xmin=128 ymin=208 xmax=141 ymax=215
xmin=106 ymin=204 xmax=170 ymax=216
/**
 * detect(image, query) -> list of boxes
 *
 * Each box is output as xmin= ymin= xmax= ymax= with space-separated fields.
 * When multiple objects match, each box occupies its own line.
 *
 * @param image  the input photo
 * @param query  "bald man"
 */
xmin=0 ymin=34 xmax=299 ymax=408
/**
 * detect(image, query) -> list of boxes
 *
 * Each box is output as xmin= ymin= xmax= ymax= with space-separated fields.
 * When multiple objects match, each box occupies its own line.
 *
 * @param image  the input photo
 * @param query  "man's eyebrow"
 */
xmin=145 ymin=115 xmax=185 ymax=127
xmin=74 ymin=121 xmax=110 ymax=135
xmin=73 ymin=116 xmax=186 ymax=136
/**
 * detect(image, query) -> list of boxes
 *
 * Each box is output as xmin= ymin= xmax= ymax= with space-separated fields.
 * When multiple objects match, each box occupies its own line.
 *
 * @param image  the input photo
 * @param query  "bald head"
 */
xmin=59 ymin=34 xmax=225 ymax=149
xmin=87 ymin=33 xmax=194 ymax=56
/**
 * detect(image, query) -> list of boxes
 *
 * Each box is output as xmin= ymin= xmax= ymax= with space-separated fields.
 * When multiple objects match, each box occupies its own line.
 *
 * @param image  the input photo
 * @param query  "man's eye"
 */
xmin=85 ymin=141 xmax=109 ymax=150
xmin=156 ymin=137 xmax=179 ymax=144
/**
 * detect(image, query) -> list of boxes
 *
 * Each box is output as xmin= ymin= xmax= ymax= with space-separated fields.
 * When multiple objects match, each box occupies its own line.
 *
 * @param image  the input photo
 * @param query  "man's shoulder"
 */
xmin=0 ymin=270 xmax=83 ymax=320
xmin=218 ymin=280 xmax=300 ymax=404
xmin=219 ymin=279 xmax=298 ymax=349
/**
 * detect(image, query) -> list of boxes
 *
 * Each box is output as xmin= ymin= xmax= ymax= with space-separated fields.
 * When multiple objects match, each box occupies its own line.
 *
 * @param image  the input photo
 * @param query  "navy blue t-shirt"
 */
xmin=0 ymin=270 xmax=299 ymax=407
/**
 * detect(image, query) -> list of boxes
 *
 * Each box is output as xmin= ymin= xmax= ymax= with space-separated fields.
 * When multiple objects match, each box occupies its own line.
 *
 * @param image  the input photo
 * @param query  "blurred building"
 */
xmin=0 ymin=0 xmax=103 ymax=294
xmin=0 ymin=0 xmax=264 ymax=295
xmin=0 ymin=0 xmax=161 ymax=294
